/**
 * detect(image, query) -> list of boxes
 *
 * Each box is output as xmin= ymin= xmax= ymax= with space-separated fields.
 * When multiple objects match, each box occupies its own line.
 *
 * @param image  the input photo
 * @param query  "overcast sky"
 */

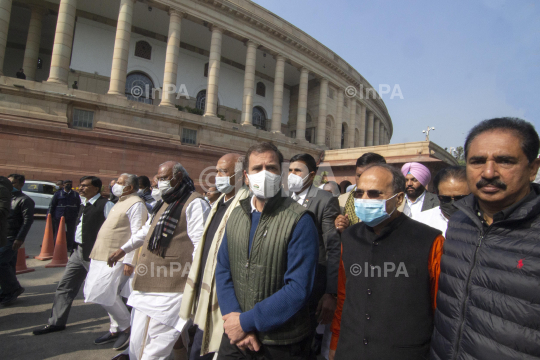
xmin=253 ymin=0 xmax=540 ymax=151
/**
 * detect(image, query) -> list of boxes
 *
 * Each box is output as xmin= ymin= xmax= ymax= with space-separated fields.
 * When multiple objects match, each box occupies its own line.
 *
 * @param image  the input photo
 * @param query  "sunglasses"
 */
xmin=354 ymin=189 xmax=386 ymax=199
xmin=437 ymin=195 xmax=468 ymax=204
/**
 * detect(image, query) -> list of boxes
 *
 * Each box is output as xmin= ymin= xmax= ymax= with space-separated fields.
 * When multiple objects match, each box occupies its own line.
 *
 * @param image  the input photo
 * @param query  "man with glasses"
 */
xmin=413 ymin=166 xmax=470 ymax=235
xmin=329 ymin=164 xmax=444 ymax=360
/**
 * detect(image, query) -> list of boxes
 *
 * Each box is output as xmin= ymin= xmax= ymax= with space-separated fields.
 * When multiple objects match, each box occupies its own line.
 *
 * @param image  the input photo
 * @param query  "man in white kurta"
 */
xmin=84 ymin=174 xmax=148 ymax=350
xmin=108 ymin=162 xmax=210 ymax=360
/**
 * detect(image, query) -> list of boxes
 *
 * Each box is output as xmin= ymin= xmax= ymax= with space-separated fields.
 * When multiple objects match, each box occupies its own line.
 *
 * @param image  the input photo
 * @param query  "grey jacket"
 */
xmin=299 ymin=186 xmax=341 ymax=294
xmin=0 ymin=176 xmax=12 ymax=247
xmin=421 ymin=191 xmax=440 ymax=211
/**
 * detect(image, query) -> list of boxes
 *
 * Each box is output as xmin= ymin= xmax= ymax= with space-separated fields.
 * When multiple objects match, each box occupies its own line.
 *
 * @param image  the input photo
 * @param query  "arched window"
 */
xmin=125 ymin=72 xmax=154 ymax=104
xmin=256 ymin=82 xmax=266 ymax=97
xmin=134 ymin=40 xmax=152 ymax=60
xmin=341 ymin=123 xmax=349 ymax=149
xmin=325 ymin=116 xmax=333 ymax=148
xmin=252 ymin=106 xmax=266 ymax=130
xmin=196 ymin=90 xmax=206 ymax=111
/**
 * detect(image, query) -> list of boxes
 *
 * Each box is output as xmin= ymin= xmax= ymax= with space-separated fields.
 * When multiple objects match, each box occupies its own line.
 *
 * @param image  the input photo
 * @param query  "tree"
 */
xmin=454 ymin=146 xmax=466 ymax=166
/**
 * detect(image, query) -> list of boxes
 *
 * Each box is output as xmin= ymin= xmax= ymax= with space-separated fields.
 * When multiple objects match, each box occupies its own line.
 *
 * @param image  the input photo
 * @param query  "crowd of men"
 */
xmin=0 ymin=116 xmax=539 ymax=360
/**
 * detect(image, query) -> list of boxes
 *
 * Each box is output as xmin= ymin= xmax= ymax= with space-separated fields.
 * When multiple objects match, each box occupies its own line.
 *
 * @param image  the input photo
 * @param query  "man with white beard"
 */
xmin=108 ymin=161 xmax=210 ymax=360
xmin=84 ymin=173 xmax=147 ymax=350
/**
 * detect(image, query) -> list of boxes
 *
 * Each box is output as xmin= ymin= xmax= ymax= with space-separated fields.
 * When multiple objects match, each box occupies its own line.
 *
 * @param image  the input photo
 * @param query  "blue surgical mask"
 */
xmin=354 ymin=193 xmax=398 ymax=227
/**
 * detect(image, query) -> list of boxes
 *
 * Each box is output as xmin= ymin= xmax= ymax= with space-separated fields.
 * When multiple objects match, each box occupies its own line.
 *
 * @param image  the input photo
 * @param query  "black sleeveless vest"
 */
xmin=75 ymin=196 xmax=108 ymax=261
xmin=336 ymin=214 xmax=441 ymax=360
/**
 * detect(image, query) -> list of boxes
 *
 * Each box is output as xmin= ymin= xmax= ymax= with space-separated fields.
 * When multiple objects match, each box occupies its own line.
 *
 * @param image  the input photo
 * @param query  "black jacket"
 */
xmin=430 ymin=184 xmax=540 ymax=360
xmin=8 ymin=190 xmax=35 ymax=242
xmin=0 ymin=176 xmax=12 ymax=247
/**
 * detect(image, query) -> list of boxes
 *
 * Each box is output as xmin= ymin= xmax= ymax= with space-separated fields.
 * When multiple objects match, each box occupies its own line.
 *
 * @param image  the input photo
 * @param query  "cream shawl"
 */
xmin=179 ymin=186 xmax=250 ymax=355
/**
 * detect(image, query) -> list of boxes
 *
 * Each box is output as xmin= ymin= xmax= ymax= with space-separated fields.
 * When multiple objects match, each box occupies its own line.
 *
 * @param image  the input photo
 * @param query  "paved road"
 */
xmin=0 ymin=217 xmax=120 ymax=360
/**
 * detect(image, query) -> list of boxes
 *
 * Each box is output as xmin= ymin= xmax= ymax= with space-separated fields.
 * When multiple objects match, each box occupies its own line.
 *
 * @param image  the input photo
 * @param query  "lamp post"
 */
xmin=422 ymin=126 xmax=435 ymax=141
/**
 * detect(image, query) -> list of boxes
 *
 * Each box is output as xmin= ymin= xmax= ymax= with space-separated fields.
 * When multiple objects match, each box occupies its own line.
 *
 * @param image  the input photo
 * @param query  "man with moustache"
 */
xmin=400 ymin=162 xmax=439 ymax=217
xmin=430 ymin=118 xmax=540 ymax=360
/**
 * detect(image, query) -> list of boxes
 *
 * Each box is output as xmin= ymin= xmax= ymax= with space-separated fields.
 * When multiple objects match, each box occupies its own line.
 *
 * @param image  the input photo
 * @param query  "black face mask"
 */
xmin=64 ymin=184 xmax=72 ymax=192
xmin=440 ymin=200 xmax=459 ymax=219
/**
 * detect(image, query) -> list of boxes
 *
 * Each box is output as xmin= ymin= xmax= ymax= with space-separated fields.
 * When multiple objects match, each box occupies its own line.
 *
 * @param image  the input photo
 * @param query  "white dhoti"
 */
xmin=84 ymin=259 xmax=131 ymax=333
xmin=126 ymin=291 xmax=190 ymax=360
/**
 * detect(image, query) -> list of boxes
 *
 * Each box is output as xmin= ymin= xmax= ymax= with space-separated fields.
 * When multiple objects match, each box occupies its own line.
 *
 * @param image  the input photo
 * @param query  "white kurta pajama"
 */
xmin=122 ymin=198 xmax=210 ymax=360
xmin=83 ymin=200 xmax=146 ymax=333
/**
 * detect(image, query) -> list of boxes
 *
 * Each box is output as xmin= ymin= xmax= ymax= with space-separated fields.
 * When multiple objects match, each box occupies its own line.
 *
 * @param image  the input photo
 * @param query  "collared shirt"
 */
xmin=413 ymin=206 xmax=448 ymax=236
xmin=75 ymin=194 xmax=114 ymax=244
xmin=404 ymin=191 xmax=426 ymax=217
xmin=250 ymin=195 xmax=260 ymax=213
xmin=474 ymin=186 xmax=537 ymax=228
xmin=291 ymin=186 xmax=310 ymax=206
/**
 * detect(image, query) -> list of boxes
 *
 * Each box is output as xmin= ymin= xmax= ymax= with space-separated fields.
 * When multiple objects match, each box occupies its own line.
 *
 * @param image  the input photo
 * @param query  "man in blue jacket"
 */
xmin=48 ymin=180 xmax=81 ymax=252
xmin=216 ymin=142 xmax=319 ymax=360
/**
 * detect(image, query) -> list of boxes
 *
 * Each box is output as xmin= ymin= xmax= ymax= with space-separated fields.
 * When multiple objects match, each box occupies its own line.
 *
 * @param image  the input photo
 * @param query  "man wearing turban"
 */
xmin=400 ymin=162 xmax=439 ymax=217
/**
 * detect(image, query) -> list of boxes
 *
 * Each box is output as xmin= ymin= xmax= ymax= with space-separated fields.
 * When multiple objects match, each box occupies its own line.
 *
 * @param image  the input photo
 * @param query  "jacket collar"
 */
xmin=240 ymin=189 xmax=290 ymax=216
xmin=455 ymin=183 xmax=540 ymax=228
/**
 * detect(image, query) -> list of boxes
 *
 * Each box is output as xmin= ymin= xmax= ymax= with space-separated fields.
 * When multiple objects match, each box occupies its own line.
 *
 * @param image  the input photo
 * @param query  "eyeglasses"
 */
xmin=353 ymin=189 xmax=385 ymax=199
xmin=437 ymin=195 xmax=468 ymax=203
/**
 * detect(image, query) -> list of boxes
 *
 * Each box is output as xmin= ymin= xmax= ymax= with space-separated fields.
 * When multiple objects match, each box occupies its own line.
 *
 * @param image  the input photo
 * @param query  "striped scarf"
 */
xmin=147 ymin=175 xmax=195 ymax=257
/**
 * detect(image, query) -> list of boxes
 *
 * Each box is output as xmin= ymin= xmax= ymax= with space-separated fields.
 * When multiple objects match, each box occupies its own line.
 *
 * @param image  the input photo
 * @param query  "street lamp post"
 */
xmin=422 ymin=126 xmax=435 ymax=141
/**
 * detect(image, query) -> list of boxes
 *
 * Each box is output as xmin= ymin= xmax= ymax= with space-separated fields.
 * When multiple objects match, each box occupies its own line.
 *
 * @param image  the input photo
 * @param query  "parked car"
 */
xmin=22 ymin=181 xmax=59 ymax=213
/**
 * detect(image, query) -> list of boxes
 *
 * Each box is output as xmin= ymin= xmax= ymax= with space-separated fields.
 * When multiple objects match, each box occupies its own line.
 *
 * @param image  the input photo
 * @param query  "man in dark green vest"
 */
xmin=216 ymin=142 xmax=319 ymax=360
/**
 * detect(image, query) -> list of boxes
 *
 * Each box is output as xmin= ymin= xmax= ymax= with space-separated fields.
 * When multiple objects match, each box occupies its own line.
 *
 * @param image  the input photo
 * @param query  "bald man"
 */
xmin=180 ymin=153 xmax=251 ymax=360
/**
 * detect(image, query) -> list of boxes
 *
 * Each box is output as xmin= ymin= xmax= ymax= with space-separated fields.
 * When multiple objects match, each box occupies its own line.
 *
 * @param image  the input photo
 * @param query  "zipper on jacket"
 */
xmin=244 ymin=207 xmax=267 ymax=306
xmin=453 ymin=225 xmax=491 ymax=360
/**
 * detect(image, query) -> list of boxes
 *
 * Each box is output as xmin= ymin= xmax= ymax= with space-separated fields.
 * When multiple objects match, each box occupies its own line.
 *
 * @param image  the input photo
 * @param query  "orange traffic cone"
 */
xmin=35 ymin=214 xmax=55 ymax=261
xmin=16 ymin=245 xmax=35 ymax=274
xmin=45 ymin=216 xmax=69 ymax=268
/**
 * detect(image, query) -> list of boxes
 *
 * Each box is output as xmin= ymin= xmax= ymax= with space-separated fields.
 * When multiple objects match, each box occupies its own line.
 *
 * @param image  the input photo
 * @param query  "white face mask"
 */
xmin=288 ymin=173 xmax=310 ymax=193
xmin=151 ymin=188 xmax=162 ymax=202
xmin=158 ymin=176 xmax=176 ymax=195
xmin=247 ymin=170 xmax=282 ymax=199
xmin=112 ymin=183 xmax=126 ymax=197
xmin=215 ymin=175 xmax=235 ymax=194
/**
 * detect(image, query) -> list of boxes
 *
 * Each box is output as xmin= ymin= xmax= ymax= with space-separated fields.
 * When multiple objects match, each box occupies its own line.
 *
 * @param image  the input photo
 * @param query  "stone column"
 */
xmin=296 ymin=67 xmax=309 ymax=140
xmin=366 ymin=111 xmax=374 ymax=146
xmin=316 ymin=78 xmax=328 ymax=146
xmin=373 ymin=118 xmax=380 ymax=146
xmin=241 ymin=40 xmax=258 ymax=125
xmin=204 ymin=25 xmax=223 ymax=117
xmin=0 ymin=0 xmax=11 ymax=76
xmin=380 ymin=123 xmax=385 ymax=144
xmin=358 ymin=103 xmax=366 ymax=147
xmin=348 ymin=97 xmax=356 ymax=148
xmin=270 ymin=54 xmax=285 ymax=133
xmin=22 ymin=7 xmax=45 ymax=81
xmin=160 ymin=9 xmax=182 ymax=107
xmin=107 ymin=0 xmax=135 ymax=95
xmin=334 ymin=88 xmax=343 ymax=148
xmin=47 ymin=0 xmax=76 ymax=84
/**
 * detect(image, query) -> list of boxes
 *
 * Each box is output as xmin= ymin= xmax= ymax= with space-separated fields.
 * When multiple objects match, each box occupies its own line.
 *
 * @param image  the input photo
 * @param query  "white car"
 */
xmin=22 ymin=180 xmax=59 ymax=212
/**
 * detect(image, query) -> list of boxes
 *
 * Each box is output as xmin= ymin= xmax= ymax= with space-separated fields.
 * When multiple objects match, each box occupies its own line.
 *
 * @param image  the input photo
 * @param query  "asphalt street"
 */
xmin=0 ymin=217 xmax=120 ymax=360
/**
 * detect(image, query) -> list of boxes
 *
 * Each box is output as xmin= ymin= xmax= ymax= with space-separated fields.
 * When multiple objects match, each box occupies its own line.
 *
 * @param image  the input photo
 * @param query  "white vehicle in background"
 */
xmin=22 ymin=181 xmax=59 ymax=213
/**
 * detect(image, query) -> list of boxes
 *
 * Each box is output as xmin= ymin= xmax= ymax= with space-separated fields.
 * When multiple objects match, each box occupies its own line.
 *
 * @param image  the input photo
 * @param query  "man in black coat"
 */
xmin=288 ymin=153 xmax=341 ymax=359
xmin=0 ymin=176 xmax=12 ymax=248
xmin=430 ymin=117 xmax=540 ymax=360
xmin=0 ymin=174 xmax=34 ymax=305
xmin=48 ymin=180 xmax=81 ymax=252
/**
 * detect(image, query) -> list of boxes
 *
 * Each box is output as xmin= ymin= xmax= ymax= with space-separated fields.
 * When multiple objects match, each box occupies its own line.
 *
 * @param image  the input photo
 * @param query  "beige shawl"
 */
xmin=179 ymin=186 xmax=250 ymax=355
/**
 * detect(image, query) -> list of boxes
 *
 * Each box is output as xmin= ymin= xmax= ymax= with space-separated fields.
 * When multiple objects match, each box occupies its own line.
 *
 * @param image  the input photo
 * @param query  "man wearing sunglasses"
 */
xmin=330 ymin=164 xmax=444 ymax=360
xmin=430 ymin=118 xmax=540 ymax=360
xmin=413 ymin=166 xmax=470 ymax=235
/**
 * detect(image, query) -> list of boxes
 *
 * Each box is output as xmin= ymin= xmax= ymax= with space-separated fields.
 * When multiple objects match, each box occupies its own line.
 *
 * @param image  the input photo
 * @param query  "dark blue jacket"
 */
xmin=48 ymin=190 xmax=81 ymax=221
xmin=430 ymin=184 xmax=540 ymax=360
